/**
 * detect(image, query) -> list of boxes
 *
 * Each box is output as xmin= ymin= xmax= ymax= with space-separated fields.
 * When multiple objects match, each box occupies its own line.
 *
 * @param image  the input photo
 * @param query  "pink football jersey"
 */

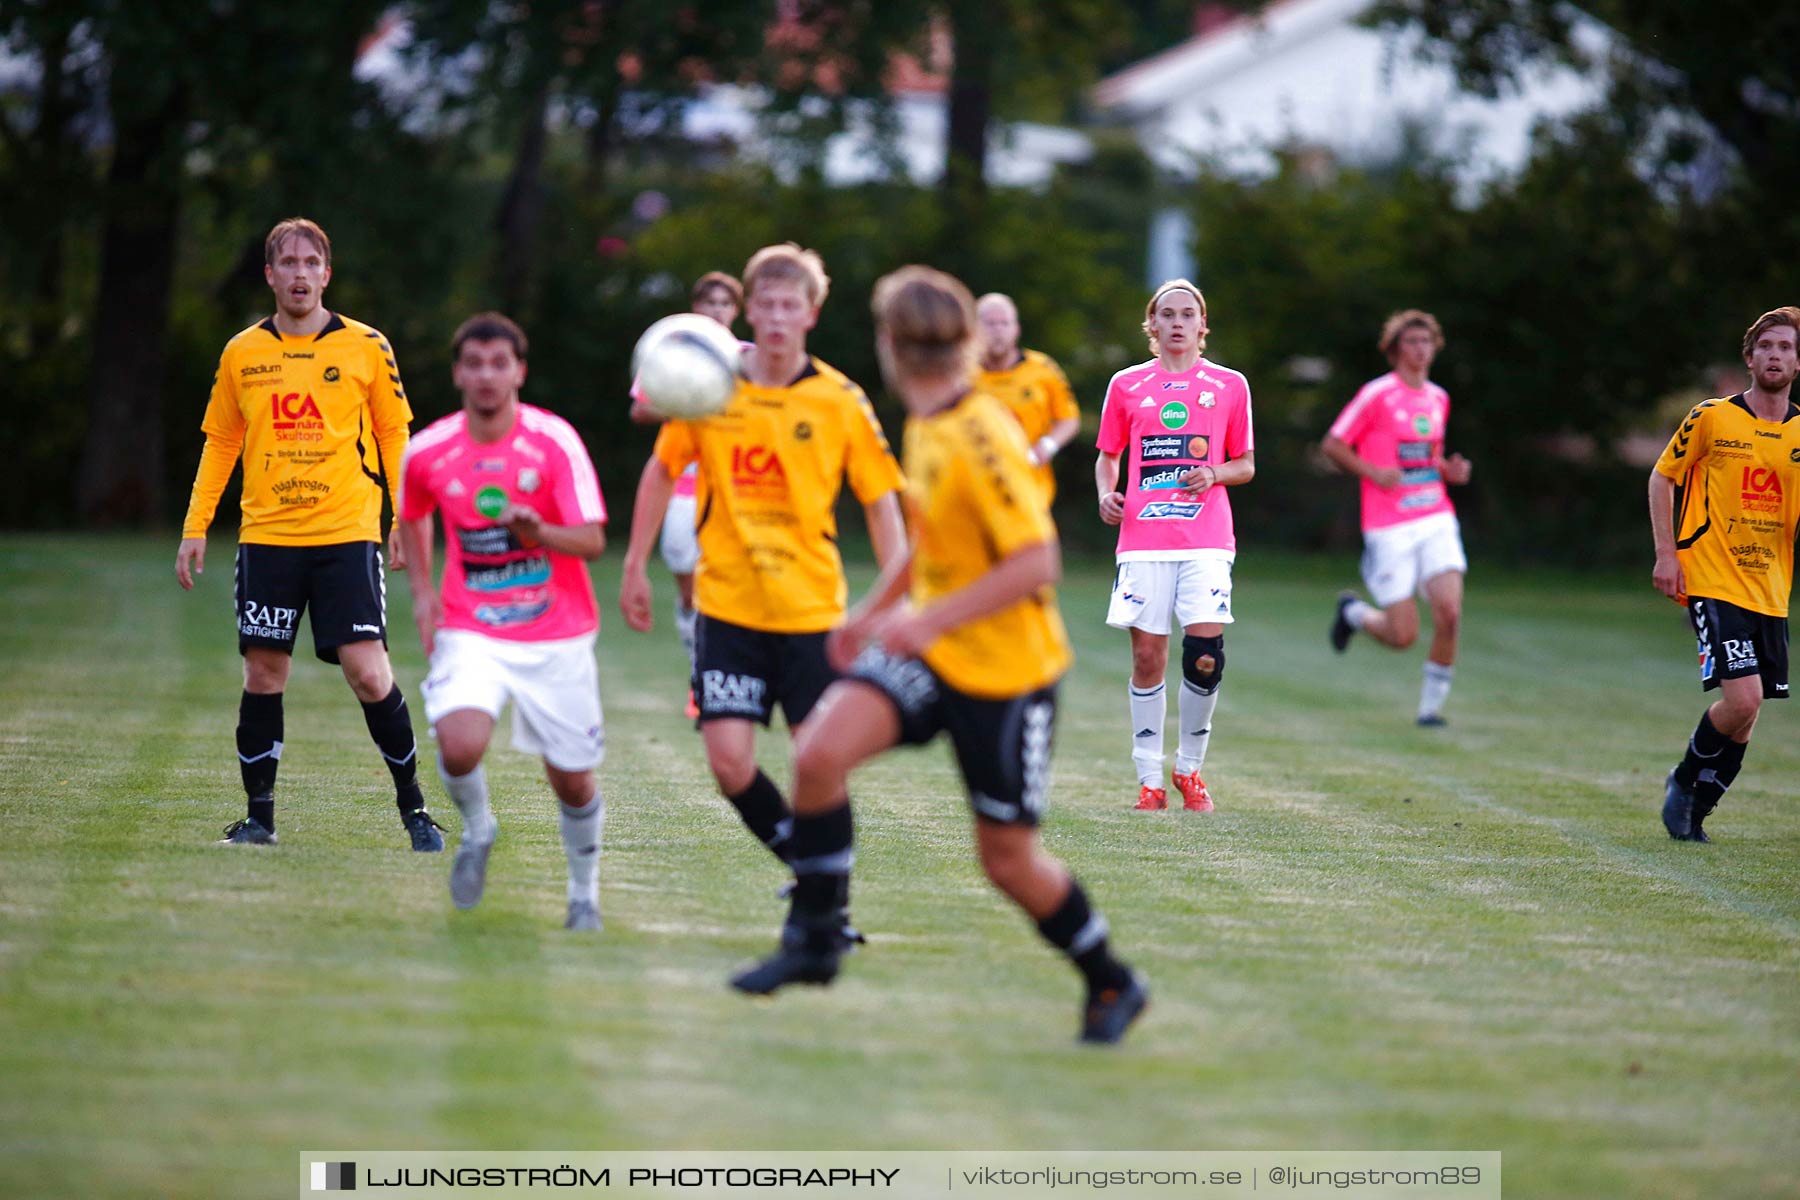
xmin=401 ymin=405 xmax=607 ymax=641
xmin=1328 ymin=372 xmax=1454 ymax=532
xmin=1096 ymin=357 xmax=1254 ymax=560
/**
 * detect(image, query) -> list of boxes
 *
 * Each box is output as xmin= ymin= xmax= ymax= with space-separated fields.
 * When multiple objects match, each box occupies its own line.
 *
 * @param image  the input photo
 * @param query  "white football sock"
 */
xmin=1345 ymin=598 xmax=1376 ymax=628
xmin=1175 ymin=679 xmax=1219 ymax=776
xmin=1129 ymin=681 xmax=1166 ymax=787
xmin=559 ymin=794 xmax=605 ymax=904
xmin=1419 ymin=661 xmax=1454 ymax=718
xmin=437 ymin=756 xmax=495 ymax=845
xmin=674 ymin=601 xmax=698 ymax=672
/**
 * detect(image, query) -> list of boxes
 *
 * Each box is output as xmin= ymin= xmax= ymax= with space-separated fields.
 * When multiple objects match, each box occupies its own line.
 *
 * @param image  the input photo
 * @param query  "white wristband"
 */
xmin=1033 ymin=436 xmax=1057 ymax=464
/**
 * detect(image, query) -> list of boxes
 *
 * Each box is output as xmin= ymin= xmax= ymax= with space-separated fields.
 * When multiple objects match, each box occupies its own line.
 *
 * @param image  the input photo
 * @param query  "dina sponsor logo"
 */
xmin=1158 ymin=401 xmax=1190 ymax=431
xmin=474 ymin=485 xmax=508 ymax=520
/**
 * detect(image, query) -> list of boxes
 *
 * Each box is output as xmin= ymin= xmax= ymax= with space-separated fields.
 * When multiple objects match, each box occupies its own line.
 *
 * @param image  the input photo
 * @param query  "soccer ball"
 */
xmin=631 ymin=313 xmax=742 ymax=420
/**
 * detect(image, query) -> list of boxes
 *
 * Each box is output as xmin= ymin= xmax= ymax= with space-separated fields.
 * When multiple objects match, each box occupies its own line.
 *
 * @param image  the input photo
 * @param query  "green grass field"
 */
xmin=1 ymin=534 xmax=1795 ymax=1198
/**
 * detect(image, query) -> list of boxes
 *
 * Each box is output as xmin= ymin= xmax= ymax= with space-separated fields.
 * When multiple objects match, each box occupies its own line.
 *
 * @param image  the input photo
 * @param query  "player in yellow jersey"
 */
xmin=1651 ymin=306 xmax=1800 ymax=842
xmin=730 ymin=266 xmax=1147 ymax=1045
xmin=619 ymin=244 xmax=906 ymax=882
xmin=175 ymin=218 xmax=443 ymax=851
xmin=974 ymin=292 xmax=1079 ymax=500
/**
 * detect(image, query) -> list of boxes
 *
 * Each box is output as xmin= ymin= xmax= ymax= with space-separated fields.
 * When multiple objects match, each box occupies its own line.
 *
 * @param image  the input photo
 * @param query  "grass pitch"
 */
xmin=0 ymin=533 xmax=1795 ymax=1198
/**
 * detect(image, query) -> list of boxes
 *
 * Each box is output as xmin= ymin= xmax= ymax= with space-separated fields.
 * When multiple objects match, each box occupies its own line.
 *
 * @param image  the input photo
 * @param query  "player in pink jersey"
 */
xmin=1095 ymin=280 xmax=1255 ymax=812
xmin=629 ymin=271 xmax=742 ymax=718
xmin=398 ymin=313 xmax=611 ymax=931
xmin=1323 ymin=310 xmax=1473 ymax=726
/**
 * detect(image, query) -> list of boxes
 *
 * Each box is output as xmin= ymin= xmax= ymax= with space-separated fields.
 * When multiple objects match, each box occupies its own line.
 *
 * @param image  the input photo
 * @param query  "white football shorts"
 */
xmin=659 ymin=491 xmax=699 ymax=575
xmin=422 ymin=629 xmax=605 ymax=772
xmin=1105 ymin=557 xmax=1235 ymax=635
xmin=1360 ymin=511 xmax=1467 ymax=607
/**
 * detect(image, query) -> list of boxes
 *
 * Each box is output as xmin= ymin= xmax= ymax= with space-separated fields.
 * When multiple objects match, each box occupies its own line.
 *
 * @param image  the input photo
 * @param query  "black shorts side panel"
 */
xmin=846 ymin=647 xmax=943 ymax=746
xmin=775 ymin=631 xmax=837 ymax=728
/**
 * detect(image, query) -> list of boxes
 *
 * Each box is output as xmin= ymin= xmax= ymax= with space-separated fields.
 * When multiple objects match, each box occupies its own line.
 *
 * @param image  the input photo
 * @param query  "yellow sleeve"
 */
xmin=652 ymin=419 xmax=698 ymax=478
xmin=1655 ymin=403 xmax=1712 ymax=480
xmin=845 ymin=390 xmax=905 ymax=504
xmin=367 ymin=332 xmax=414 ymax=515
xmin=1043 ymin=357 xmax=1078 ymax=423
xmin=182 ymin=355 xmax=247 ymax=537
xmin=970 ymin=408 xmax=1056 ymax=558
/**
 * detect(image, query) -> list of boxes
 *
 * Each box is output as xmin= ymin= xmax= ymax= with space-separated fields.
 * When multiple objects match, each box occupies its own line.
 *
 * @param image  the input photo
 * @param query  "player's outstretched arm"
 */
xmin=1647 ymin=470 xmax=1685 ymax=601
xmin=619 ymin=457 xmax=676 ymax=632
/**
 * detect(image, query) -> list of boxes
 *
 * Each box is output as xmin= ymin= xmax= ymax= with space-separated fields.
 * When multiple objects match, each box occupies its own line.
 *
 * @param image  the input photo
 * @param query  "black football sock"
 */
xmin=787 ymin=803 xmax=854 ymax=932
xmin=726 ymin=769 xmax=795 ymax=864
xmin=1673 ymin=711 xmax=1729 ymax=789
xmin=237 ymin=690 xmax=284 ymax=830
xmin=1037 ymin=879 xmax=1132 ymax=996
xmin=360 ymin=684 xmax=424 ymax=814
xmin=1694 ymin=737 xmax=1747 ymax=812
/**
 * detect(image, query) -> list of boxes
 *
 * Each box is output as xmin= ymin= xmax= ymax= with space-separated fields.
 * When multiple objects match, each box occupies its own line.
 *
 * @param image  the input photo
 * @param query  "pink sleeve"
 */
xmin=1226 ymin=382 xmax=1254 ymax=458
xmin=399 ymin=444 xmax=435 ymax=520
xmin=1328 ymin=384 xmax=1376 ymax=445
xmin=1096 ymin=377 xmax=1129 ymax=454
xmin=545 ymin=422 xmax=607 ymax=525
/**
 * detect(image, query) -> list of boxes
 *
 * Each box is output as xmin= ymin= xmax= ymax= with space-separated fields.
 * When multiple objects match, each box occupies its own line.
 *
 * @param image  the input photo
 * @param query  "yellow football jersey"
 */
xmin=974 ymin=349 xmax=1077 ymax=500
xmin=182 ymin=313 xmax=412 ymax=546
xmin=654 ymin=357 xmax=904 ymax=633
xmin=905 ymin=390 xmax=1072 ymax=697
xmin=1654 ymin=395 xmax=1800 ymax=617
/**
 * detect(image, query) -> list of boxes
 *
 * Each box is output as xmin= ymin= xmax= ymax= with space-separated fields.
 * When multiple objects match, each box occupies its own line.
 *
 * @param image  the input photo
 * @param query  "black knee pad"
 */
xmin=1182 ymin=634 xmax=1224 ymax=694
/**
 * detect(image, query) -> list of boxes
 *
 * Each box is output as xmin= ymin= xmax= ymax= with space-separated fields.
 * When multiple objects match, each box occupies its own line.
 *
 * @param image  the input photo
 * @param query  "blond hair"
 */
xmin=1142 ymin=279 xmax=1206 ymax=355
xmin=1742 ymin=306 xmax=1800 ymax=359
xmin=872 ymin=265 xmax=976 ymax=382
xmin=1378 ymin=309 xmax=1444 ymax=360
xmin=743 ymin=243 xmax=829 ymax=307
xmin=264 ymin=217 xmax=331 ymax=268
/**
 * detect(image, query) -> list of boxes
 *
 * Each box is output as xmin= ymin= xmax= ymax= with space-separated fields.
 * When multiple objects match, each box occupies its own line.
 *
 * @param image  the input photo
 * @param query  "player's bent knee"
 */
xmin=706 ymin=752 xmax=756 ymax=797
xmin=1181 ymin=634 xmax=1225 ymax=694
xmin=438 ymin=743 xmax=485 ymax=778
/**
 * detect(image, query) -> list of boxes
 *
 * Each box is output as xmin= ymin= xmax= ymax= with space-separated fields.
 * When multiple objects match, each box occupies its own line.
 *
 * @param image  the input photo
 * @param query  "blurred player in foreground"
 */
xmin=732 ymin=265 xmax=1147 ymax=1046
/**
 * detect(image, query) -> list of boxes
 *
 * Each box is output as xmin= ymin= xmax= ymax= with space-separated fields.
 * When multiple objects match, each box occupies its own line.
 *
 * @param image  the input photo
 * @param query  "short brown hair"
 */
xmin=1741 ymin=306 xmax=1800 ymax=359
xmin=872 ymin=265 xmax=975 ymax=382
xmin=452 ymin=312 xmax=528 ymax=360
xmin=743 ymin=243 xmax=829 ymax=307
xmin=264 ymin=217 xmax=331 ymax=268
xmin=1378 ymin=309 xmax=1444 ymax=359
xmin=1142 ymin=279 xmax=1207 ymax=355
xmin=691 ymin=271 xmax=743 ymax=307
